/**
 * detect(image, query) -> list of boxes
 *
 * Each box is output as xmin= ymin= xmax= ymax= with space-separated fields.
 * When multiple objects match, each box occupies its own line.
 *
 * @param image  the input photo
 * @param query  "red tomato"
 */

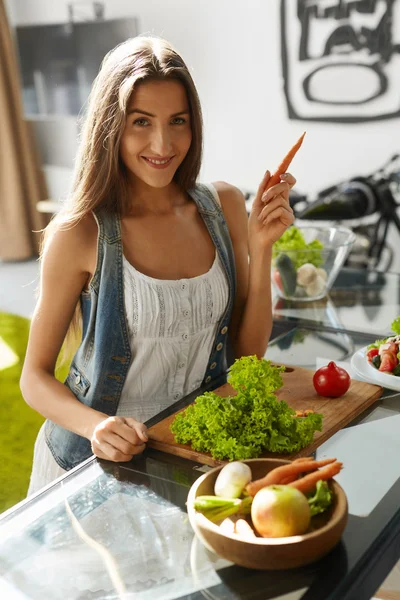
xmin=313 ymin=361 xmax=351 ymax=398
xmin=366 ymin=348 xmax=379 ymax=362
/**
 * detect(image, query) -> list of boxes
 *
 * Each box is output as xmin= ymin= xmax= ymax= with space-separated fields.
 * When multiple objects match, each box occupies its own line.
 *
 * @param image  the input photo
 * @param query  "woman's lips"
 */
xmin=142 ymin=156 xmax=174 ymax=169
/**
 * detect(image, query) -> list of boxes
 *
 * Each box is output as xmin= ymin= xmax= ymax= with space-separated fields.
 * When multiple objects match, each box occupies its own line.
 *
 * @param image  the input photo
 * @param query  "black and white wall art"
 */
xmin=281 ymin=0 xmax=400 ymax=122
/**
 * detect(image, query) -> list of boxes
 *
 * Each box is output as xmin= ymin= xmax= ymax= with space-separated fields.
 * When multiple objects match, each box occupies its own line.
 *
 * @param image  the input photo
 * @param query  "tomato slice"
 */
xmin=379 ymin=351 xmax=399 ymax=372
xmin=366 ymin=348 xmax=379 ymax=362
xmin=379 ymin=342 xmax=398 ymax=356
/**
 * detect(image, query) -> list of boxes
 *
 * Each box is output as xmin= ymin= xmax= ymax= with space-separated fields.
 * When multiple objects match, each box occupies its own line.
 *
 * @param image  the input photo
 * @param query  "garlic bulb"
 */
xmin=316 ymin=268 xmax=328 ymax=282
xmin=296 ymin=263 xmax=317 ymax=287
xmin=306 ymin=275 xmax=326 ymax=297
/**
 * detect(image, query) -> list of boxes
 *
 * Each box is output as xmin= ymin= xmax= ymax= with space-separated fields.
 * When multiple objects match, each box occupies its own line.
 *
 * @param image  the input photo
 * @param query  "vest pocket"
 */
xmin=65 ymin=363 xmax=91 ymax=397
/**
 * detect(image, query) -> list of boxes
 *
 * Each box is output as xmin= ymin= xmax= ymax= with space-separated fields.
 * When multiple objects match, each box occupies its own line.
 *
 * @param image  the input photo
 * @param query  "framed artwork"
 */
xmin=281 ymin=0 xmax=400 ymax=122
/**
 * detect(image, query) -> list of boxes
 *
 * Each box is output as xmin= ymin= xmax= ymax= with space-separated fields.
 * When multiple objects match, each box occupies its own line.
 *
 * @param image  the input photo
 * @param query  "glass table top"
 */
xmin=272 ymin=267 xmax=400 ymax=337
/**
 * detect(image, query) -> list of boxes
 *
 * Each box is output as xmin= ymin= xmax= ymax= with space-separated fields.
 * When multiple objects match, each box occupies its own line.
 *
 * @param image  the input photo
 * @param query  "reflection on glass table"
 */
xmin=265 ymin=325 xmax=358 ymax=369
xmin=273 ymin=267 xmax=400 ymax=337
xmin=0 ymin=459 xmax=230 ymax=600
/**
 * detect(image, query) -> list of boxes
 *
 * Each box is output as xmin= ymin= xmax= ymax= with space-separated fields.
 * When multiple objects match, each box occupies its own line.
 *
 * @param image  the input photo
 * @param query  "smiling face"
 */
xmin=119 ymin=79 xmax=192 ymax=190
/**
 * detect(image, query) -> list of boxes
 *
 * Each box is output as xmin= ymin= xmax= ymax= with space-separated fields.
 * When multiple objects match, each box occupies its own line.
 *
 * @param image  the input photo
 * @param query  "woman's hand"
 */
xmin=91 ymin=416 xmax=148 ymax=462
xmin=248 ymin=171 xmax=296 ymax=250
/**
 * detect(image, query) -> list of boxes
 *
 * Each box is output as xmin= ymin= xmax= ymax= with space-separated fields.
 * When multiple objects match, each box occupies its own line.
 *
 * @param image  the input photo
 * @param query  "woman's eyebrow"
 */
xmin=127 ymin=108 xmax=190 ymax=117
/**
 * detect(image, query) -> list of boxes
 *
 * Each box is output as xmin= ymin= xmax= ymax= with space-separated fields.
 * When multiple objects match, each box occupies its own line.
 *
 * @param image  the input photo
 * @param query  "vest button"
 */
xmin=216 ymin=343 xmax=223 ymax=351
xmin=75 ymin=374 xmax=81 ymax=385
xmin=210 ymin=362 xmax=217 ymax=370
xmin=205 ymin=376 xmax=212 ymax=383
xmin=221 ymin=326 xmax=228 ymax=335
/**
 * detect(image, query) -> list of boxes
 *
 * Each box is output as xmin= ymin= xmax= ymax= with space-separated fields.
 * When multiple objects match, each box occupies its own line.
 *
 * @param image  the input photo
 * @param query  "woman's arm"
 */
xmin=20 ymin=217 xmax=147 ymax=462
xmin=213 ymin=173 xmax=294 ymax=358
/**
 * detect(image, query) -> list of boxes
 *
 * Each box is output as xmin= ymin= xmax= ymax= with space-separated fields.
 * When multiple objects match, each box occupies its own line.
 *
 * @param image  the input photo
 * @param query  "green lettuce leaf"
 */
xmin=272 ymin=226 xmax=324 ymax=269
xmin=391 ymin=317 xmax=400 ymax=335
xmin=170 ymin=356 xmax=323 ymax=461
xmin=369 ymin=316 xmax=400 ymax=348
xmin=306 ymin=480 xmax=332 ymax=516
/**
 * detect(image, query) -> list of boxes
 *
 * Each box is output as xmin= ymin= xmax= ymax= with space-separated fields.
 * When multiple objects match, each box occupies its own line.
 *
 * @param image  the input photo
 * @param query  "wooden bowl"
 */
xmin=187 ymin=458 xmax=348 ymax=570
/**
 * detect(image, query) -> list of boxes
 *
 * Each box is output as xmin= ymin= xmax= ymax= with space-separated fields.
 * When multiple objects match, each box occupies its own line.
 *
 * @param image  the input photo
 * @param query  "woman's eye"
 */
xmin=171 ymin=117 xmax=186 ymax=125
xmin=133 ymin=118 xmax=149 ymax=127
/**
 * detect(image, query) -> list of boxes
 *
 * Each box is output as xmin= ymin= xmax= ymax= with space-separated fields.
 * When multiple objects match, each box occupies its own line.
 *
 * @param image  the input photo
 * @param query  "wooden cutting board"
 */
xmin=147 ymin=364 xmax=383 ymax=467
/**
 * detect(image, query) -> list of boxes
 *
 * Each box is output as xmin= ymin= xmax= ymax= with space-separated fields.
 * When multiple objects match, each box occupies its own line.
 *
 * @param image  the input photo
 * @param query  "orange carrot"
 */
xmin=288 ymin=462 xmax=343 ymax=494
xmin=280 ymin=476 xmax=294 ymax=485
xmin=246 ymin=457 xmax=336 ymax=497
xmin=265 ymin=132 xmax=306 ymax=190
xmin=281 ymin=458 xmax=314 ymax=484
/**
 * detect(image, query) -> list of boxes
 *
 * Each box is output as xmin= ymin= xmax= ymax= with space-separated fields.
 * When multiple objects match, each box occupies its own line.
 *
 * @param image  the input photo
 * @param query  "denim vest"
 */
xmin=45 ymin=184 xmax=237 ymax=470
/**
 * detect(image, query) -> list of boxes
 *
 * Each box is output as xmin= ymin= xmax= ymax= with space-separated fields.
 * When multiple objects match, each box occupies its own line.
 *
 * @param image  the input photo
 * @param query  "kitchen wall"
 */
xmin=5 ymin=0 xmax=400 ymax=270
xmin=6 ymin=0 xmax=400 ymax=192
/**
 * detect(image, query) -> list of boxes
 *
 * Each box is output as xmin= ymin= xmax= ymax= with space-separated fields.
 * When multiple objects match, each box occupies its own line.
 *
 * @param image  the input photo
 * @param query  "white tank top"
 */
xmin=117 ymin=184 xmax=229 ymax=423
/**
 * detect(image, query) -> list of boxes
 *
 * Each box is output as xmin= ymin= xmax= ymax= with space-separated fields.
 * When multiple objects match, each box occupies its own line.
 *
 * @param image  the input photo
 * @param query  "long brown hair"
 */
xmin=43 ymin=36 xmax=204 ymax=360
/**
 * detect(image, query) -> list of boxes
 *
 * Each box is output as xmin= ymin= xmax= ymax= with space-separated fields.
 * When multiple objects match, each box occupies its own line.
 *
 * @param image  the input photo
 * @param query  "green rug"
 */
xmin=0 ymin=312 xmax=70 ymax=513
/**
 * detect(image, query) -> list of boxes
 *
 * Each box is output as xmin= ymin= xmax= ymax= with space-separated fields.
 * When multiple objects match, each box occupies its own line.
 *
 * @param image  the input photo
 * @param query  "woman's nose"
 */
xmin=150 ymin=126 xmax=172 ymax=156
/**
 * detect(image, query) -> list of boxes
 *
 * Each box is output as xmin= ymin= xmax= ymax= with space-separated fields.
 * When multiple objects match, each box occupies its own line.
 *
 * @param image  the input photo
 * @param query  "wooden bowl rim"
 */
xmin=187 ymin=458 xmax=348 ymax=547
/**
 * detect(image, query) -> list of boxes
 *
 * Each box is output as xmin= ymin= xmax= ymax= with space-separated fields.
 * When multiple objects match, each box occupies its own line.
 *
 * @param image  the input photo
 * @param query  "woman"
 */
xmin=21 ymin=36 xmax=295 ymax=495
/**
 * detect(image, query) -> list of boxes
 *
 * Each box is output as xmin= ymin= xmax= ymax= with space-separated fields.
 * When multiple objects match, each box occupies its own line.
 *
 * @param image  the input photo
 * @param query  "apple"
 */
xmin=251 ymin=485 xmax=310 ymax=538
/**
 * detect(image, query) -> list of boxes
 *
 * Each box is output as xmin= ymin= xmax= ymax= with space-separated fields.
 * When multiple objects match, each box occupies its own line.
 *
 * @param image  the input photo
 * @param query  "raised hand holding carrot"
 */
xmin=248 ymin=133 xmax=306 ymax=248
xmin=265 ymin=132 xmax=306 ymax=190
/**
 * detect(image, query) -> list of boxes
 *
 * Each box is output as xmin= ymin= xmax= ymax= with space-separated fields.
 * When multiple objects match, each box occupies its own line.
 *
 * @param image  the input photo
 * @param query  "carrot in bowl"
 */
xmin=265 ymin=131 xmax=306 ymax=190
xmin=288 ymin=461 xmax=343 ymax=494
xmin=245 ymin=457 xmax=336 ymax=497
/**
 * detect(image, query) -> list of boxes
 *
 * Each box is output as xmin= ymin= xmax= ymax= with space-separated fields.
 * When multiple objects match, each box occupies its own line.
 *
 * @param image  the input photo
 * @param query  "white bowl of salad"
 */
xmin=365 ymin=317 xmax=400 ymax=377
xmin=350 ymin=317 xmax=400 ymax=392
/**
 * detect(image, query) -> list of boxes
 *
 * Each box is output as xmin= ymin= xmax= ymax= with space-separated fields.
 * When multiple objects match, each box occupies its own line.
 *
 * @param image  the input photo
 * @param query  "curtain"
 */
xmin=0 ymin=0 xmax=48 ymax=260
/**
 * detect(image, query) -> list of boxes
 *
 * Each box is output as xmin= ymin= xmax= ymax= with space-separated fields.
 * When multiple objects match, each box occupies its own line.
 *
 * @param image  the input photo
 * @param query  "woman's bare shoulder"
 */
xmin=211 ymin=182 xmax=247 ymax=239
xmin=212 ymin=181 xmax=246 ymax=206
xmin=43 ymin=212 xmax=98 ymax=274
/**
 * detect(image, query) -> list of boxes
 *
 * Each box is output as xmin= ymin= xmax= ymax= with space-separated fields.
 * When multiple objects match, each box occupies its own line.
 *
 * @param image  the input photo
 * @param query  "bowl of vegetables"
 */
xmin=187 ymin=458 xmax=348 ymax=570
xmin=272 ymin=226 xmax=356 ymax=301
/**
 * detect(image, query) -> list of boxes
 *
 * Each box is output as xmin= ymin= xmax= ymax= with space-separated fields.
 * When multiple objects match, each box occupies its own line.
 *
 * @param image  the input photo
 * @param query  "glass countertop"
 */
xmin=272 ymin=267 xmax=400 ymax=337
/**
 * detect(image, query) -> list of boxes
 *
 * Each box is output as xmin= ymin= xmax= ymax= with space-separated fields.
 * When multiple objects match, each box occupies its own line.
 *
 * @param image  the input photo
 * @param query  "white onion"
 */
xmin=214 ymin=462 xmax=252 ymax=498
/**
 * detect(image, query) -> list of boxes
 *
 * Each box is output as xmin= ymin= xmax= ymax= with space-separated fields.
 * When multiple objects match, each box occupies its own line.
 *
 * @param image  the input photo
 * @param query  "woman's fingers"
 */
xmin=258 ymin=195 xmax=290 ymax=222
xmin=90 ymin=416 xmax=148 ymax=463
xmin=253 ymin=170 xmax=271 ymax=210
xmin=101 ymin=431 xmax=142 ymax=456
xmin=124 ymin=417 xmax=148 ymax=443
xmin=105 ymin=416 xmax=148 ymax=446
xmin=280 ymin=172 xmax=296 ymax=187
xmin=262 ymin=206 xmax=295 ymax=227
xmin=261 ymin=181 xmax=290 ymax=204
xmin=91 ymin=438 xmax=134 ymax=462
xmin=254 ymin=171 xmax=296 ymax=211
